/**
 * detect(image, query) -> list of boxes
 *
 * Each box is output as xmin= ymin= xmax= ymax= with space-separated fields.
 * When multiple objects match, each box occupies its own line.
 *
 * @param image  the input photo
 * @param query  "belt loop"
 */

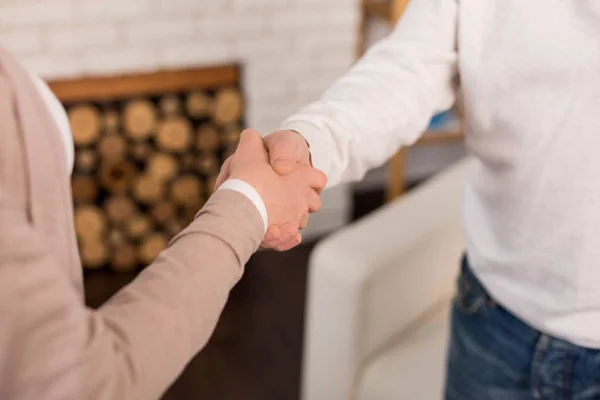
xmin=531 ymin=334 xmax=550 ymax=400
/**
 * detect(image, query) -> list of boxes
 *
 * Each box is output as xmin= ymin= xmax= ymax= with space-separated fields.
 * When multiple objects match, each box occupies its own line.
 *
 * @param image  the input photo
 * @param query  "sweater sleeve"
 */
xmin=0 ymin=190 xmax=263 ymax=400
xmin=280 ymin=0 xmax=459 ymax=187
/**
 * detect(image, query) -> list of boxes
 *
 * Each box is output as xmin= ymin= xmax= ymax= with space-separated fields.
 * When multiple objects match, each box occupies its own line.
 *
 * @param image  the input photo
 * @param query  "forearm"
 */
xmin=98 ymin=190 xmax=263 ymax=398
xmin=1 ymin=191 xmax=263 ymax=400
xmin=281 ymin=0 xmax=459 ymax=187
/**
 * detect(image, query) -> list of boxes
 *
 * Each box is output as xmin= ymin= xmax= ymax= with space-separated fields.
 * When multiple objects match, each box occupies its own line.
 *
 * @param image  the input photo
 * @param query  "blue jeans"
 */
xmin=445 ymin=257 xmax=600 ymax=399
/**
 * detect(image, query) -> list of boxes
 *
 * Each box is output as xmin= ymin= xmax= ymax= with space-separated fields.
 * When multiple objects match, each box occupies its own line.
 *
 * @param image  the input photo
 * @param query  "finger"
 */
xmin=262 ymin=225 xmax=281 ymax=243
xmin=268 ymin=137 xmax=298 ymax=176
xmin=307 ymin=168 xmax=327 ymax=192
xmin=261 ymin=237 xmax=287 ymax=249
xmin=234 ymin=129 xmax=267 ymax=162
xmin=274 ymin=233 xmax=302 ymax=252
xmin=307 ymin=190 xmax=321 ymax=213
xmin=261 ymin=223 xmax=297 ymax=248
xmin=214 ymin=156 xmax=233 ymax=190
xmin=299 ymin=214 xmax=309 ymax=229
xmin=261 ymin=234 xmax=291 ymax=249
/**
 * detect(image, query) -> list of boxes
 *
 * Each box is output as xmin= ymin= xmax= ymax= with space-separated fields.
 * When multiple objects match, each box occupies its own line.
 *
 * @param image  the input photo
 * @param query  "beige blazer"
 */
xmin=0 ymin=49 xmax=263 ymax=400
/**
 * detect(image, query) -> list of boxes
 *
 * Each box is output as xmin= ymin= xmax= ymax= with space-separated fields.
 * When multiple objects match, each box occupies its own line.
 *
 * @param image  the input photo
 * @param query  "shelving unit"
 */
xmin=359 ymin=0 xmax=464 ymax=201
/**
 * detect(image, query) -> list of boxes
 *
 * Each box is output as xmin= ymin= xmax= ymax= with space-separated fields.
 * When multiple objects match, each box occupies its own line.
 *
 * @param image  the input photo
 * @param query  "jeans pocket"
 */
xmin=454 ymin=273 xmax=487 ymax=315
xmin=453 ymin=259 xmax=496 ymax=316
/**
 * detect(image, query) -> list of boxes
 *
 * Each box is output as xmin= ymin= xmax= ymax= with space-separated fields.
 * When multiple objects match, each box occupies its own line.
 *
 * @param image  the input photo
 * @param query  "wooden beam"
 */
xmin=386 ymin=148 xmax=407 ymax=201
xmin=49 ymin=65 xmax=239 ymax=103
xmin=415 ymin=131 xmax=464 ymax=146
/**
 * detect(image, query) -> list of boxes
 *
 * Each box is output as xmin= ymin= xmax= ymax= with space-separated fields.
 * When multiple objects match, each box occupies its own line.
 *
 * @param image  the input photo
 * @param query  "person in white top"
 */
xmin=219 ymin=1 xmax=600 ymax=398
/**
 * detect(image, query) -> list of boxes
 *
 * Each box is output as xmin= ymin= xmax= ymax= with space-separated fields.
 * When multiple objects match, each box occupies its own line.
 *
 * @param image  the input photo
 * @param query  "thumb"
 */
xmin=235 ymin=129 xmax=267 ymax=162
xmin=268 ymin=139 xmax=296 ymax=175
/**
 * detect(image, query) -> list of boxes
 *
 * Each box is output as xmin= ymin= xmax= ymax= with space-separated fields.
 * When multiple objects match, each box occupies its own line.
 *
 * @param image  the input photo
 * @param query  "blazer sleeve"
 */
xmin=0 ymin=190 xmax=263 ymax=400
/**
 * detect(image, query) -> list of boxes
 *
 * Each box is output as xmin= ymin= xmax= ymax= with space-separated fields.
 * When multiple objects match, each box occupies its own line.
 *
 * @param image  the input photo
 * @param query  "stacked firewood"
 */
xmin=68 ymin=87 xmax=243 ymax=272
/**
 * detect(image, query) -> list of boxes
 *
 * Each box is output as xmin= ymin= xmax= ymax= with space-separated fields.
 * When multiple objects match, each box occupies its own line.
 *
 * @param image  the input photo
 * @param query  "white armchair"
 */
xmin=302 ymin=158 xmax=469 ymax=400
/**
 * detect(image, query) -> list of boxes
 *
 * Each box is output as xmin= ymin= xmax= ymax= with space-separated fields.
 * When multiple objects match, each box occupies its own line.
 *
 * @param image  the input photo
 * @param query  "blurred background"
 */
xmin=0 ymin=0 xmax=466 ymax=399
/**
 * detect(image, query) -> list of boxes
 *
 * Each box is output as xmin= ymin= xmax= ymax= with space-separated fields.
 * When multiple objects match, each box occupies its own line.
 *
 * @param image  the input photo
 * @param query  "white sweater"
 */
xmin=282 ymin=0 xmax=600 ymax=348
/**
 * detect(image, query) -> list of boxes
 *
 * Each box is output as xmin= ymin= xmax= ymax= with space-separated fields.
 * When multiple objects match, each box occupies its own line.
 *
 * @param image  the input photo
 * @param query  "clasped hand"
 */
xmin=214 ymin=129 xmax=323 ymax=251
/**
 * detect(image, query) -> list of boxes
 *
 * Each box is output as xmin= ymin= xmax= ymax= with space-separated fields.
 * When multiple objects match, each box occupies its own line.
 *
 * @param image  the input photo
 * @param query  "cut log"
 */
xmin=170 ymin=175 xmax=202 ymax=207
xmin=98 ymin=134 xmax=127 ymax=161
xmin=224 ymin=125 xmax=241 ymax=145
xmin=186 ymin=91 xmax=212 ymax=118
xmin=69 ymin=105 xmax=102 ymax=146
xmin=133 ymin=174 xmax=165 ymax=204
xmin=182 ymin=154 xmax=196 ymax=170
xmin=112 ymin=243 xmax=138 ymax=272
xmin=196 ymin=125 xmax=220 ymax=151
xmin=160 ymin=95 xmax=181 ymax=116
xmin=81 ymin=240 xmax=108 ymax=269
xmin=148 ymin=153 xmax=178 ymax=182
xmin=105 ymin=195 xmax=136 ymax=224
xmin=71 ymin=175 xmax=98 ymax=203
xmin=108 ymin=229 xmax=126 ymax=247
xmin=167 ymin=221 xmax=184 ymax=236
xmin=139 ymin=233 xmax=168 ymax=264
xmin=156 ymin=117 xmax=192 ymax=152
xmin=100 ymin=161 xmax=135 ymax=193
xmin=150 ymin=203 xmax=175 ymax=226
xmin=126 ymin=214 xmax=152 ymax=239
xmin=198 ymin=154 xmax=218 ymax=174
xmin=76 ymin=149 xmax=97 ymax=171
xmin=123 ymin=99 xmax=157 ymax=140
xmin=213 ymin=87 xmax=242 ymax=125
xmin=223 ymin=143 xmax=237 ymax=159
xmin=206 ymin=174 xmax=218 ymax=194
xmin=182 ymin=203 xmax=202 ymax=223
xmin=104 ymin=109 xmax=120 ymax=132
xmin=132 ymin=143 xmax=151 ymax=162
xmin=74 ymin=205 xmax=106 ymax=239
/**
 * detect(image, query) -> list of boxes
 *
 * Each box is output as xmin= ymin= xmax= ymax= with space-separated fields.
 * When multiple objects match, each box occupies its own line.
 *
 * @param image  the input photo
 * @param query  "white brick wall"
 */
xmin=48 ymin=25 xmax=120 ymax=52
xmin=0 ymin=0 xmax=359 ymax=133
xmin=0 ymin=0 xmax=359 ymax=238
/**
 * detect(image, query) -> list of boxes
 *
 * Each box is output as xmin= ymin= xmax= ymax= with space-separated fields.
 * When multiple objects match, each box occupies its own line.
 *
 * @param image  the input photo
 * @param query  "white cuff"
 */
xmin=279 ymin=119 xmax=335 ymax=187
xmin=217 ymin=179 xmax=268 ymax=233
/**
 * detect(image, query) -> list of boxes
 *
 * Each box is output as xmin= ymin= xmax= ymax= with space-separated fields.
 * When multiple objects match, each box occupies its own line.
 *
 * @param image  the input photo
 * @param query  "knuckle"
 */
xmin=312 ymin=200 xmax=322 ymax=212
xmin=273 ymin=141 xmax=294 ymax=154
xmin=319 ymin=170 xmax=327 ymax=185
xmin=314 ymin=170 xmax=327 ymax=187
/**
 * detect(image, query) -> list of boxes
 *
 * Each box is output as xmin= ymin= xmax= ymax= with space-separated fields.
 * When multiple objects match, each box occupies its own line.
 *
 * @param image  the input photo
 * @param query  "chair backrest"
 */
xmin=302 ymin=158 xmax=470 ymax=400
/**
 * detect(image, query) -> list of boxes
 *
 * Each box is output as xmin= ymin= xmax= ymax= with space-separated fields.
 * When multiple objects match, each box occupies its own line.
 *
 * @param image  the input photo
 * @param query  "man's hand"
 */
xmin=223 ymin=130 xmax=326 ymax=251
xmin=260 ymin=130 xmax=316 ymax=249
xmin=263 ymin=130 xmax=312 ymax=175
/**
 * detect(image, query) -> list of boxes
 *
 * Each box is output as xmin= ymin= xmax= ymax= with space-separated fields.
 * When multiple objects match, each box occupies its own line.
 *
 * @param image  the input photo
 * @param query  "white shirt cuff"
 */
xmin=279 ymin=119 xmax=335 ymax=187
xmin=217 ymin=179 xmax=268 ymax=233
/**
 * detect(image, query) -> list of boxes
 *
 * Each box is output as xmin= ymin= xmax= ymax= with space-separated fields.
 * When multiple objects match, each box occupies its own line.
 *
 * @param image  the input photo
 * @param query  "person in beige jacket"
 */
xmin=0 ymin=50 xmax=326 ymax=400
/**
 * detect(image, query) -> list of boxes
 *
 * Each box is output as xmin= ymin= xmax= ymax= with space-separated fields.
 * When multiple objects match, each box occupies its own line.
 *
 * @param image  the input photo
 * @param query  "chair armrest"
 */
xmin=301 ymin=158 xmax=469 ymax=400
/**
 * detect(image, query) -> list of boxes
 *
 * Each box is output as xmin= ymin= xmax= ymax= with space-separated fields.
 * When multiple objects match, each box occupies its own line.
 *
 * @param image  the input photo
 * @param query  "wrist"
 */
xmin=288 ymin=129 xmax=313 ymax=167
xmin=217 ymin=179 xmax=268 ymax=233
xmin=279 ymin=121 xmax=331 ymax=185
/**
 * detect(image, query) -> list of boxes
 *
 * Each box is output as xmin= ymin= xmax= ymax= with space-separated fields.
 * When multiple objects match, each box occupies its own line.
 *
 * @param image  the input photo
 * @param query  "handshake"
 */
xmin=214 ymin=129 xmax=326 ymax=251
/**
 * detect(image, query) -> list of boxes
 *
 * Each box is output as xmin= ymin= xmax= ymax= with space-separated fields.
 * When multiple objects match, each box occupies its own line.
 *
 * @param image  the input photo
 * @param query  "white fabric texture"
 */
xmin=282 ymin=0 xmax=600 ymax=348
xmin=31 ymin=74 xmax=74 ymax=174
